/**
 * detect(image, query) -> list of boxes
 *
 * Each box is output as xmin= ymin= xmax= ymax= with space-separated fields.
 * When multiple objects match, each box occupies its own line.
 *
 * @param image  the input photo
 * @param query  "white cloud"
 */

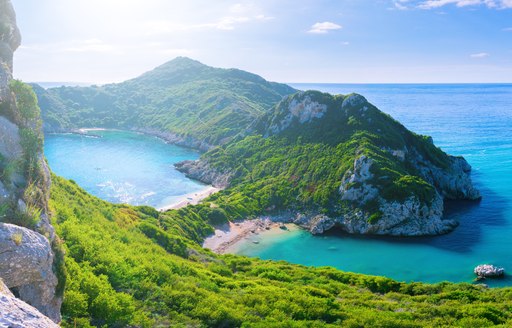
xmin=393 ymin=0 xmax=410 ymax=10
xmin=503 ymin=27 xmax=512 ymax=31
xmin=63 ymin=39 xmax=119 ymax=53
xmin=341 ymin=41 xmax=350 ymax=46
xmin=470 ymin=52 xmax=490 ymax=58
xmin=394 ymin=0 xmax=512 ymax=9
xmin=308 ymin=22 xmax=342 ymax=34
xmin=142 ymin=10 xmax=272 ymax=35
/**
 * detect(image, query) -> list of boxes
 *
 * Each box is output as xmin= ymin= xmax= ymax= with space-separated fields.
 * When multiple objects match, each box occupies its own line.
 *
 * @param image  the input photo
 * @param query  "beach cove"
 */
xmin=44 ymin=129 xmax=218 ymax=210
xmin=203 ymin=83 xmax=512 ymax=287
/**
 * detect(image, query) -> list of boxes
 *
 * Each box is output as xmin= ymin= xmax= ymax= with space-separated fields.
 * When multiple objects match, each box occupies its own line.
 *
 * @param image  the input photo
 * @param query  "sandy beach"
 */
xmin=203 ymin=219 xmax=297 ymax=254
xmin=158 ymin=186 xmax=221 ymax=211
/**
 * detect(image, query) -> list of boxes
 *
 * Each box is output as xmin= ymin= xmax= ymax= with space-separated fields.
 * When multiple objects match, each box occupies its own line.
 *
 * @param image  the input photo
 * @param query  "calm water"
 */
xmin=235 ymin=83 xmax=512 ymax=286
xmin=45 ymin=130 xmax=205 ymax=209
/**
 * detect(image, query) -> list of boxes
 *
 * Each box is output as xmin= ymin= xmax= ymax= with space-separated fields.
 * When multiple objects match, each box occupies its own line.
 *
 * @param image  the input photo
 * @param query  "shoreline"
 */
xmin=203 ymin=219 xmax=297 ymax=254
xmin=47 ymin=128 xmax=221 ymax=211
xmin=157 ymin=186 xmax=221 ymax=211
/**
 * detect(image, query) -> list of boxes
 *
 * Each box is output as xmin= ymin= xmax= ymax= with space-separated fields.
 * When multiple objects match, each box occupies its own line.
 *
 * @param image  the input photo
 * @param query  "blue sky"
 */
xmin=10 ymin=0 xmax=512 ymax=83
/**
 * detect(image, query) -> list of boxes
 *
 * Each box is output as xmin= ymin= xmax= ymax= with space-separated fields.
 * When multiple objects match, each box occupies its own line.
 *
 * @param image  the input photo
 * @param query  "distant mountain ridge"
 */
xmin=33 ymin=57 xmax=296 ymax=150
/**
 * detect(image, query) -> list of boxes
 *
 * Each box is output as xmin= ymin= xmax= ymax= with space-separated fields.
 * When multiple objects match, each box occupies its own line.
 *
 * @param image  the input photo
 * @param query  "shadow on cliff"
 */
xmin=327 ymin=185 xmax=508 ymax=254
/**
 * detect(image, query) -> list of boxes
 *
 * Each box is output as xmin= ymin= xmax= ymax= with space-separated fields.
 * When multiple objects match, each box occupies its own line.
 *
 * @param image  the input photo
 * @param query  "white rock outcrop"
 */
xmin=265 ymin=92 xmax=328 ymax=136
xmin=474 ymin=264 xmax=505 ymax=278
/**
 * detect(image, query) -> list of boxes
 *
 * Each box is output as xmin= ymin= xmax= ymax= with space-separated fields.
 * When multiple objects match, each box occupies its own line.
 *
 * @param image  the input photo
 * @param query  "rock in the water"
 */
xmin=0 ymin=278 xmax=58 ymax=328
xmin=0 ymin=223 xmax=61 ymax=322
xmin=474 ymin=264 xmax=504 ymax=278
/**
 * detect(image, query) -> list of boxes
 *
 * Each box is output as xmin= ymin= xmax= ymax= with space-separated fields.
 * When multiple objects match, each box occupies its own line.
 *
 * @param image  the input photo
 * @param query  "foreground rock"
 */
xmin=474 ymin=264 xmax=505 ymax=279
xmin=0 ymin=223 xmax=61 ymax=322
xmin=0 ymin=0 xmax=61 ymax=322
xmin=0 ymin=279 xmax=58 ymax=328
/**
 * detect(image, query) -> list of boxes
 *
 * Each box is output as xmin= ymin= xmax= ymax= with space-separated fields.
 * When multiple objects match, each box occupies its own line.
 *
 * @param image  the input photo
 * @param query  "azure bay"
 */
xmin=233 ymin=83 xmax=512 ymax=286
xmin=43 ymin=84 xmax=512 ymax=286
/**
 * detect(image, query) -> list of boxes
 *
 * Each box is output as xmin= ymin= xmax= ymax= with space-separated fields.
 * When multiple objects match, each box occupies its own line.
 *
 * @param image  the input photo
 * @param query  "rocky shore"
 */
xmin=203 ymin=219 xmax=291 ymax=254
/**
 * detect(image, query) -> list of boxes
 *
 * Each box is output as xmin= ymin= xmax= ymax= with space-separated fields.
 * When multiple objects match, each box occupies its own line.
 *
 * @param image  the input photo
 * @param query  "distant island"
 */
xmin=35 ymin=57 xmax=480 ymax=237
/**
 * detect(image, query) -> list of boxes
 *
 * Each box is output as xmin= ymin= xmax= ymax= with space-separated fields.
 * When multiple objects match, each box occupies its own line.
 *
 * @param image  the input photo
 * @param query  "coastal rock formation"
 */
xmin=133 ymin=127 xmax=215 ymax=152
xmin=0 ymin=223 xmax=61 ymax=322
xmin=474 ymin=264 xmax=505 ymax=278
xmin=201 ymin=90 xmax=481 ymax=237
xmin=0 ymin=0 xmax=61 ymax=323
xmin=175 ymin=160 xmax=231 ymax=188
xmin=0 ymin=279 xmax=58 ymax=328
xmin=264 ymin=92 xmax=328 ymax=136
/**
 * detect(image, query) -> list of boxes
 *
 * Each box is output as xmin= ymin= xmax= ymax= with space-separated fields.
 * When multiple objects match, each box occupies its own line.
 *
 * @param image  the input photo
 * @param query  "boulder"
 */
xmin=0 ymin=278 xmax=58 ymax=328
xmin=0 ymin=223 xmax=61 ymax=322
xmin=474 ymin=264 xmax=504 ymax=278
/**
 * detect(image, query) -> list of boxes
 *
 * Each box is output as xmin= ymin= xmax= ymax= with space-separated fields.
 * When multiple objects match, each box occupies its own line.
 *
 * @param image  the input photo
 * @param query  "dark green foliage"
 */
xmin=191 ymin=91 xmax=452 ymax=222
xmin=34 ymin=58 xmax=295 ymax=146
xmin=50 ymin=175 xmax=512 ymax=327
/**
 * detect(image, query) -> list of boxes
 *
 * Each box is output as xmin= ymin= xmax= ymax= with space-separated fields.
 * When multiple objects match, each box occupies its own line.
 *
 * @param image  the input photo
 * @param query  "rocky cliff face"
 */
xmin=0 ymin=0 xmax=61 ymax=324
xmin=0 ymin=278 xmax=58 ymax=328
xmin=175 ymin=159 xmax=232 ymax=188
xmin=193 ymin=90 xmax=481 ymax=237
xmin=263 ymin=92 xmax=480 ymax=236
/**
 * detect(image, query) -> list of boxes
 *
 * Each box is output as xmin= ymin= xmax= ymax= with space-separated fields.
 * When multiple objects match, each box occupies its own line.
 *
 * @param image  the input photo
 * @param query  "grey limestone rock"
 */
xmin=0 ymin=223 xmax=61 ymax=322
xmin=265 ymin=92 xmax=328 ymax=136
xmin=175 ymin=160 xmax=232 ymax=188
xmin=0 ymin=113 xmax=22 ymax=160
xmin=474 ymin=264 xmax=505 ymax=278
xmin=0 ymin=278 xmax=58 ymax=328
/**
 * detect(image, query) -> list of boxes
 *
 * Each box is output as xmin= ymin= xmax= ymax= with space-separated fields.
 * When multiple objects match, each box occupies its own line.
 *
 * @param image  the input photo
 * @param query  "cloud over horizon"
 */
xmin=308 ymin=22 xmax=342 ymax=34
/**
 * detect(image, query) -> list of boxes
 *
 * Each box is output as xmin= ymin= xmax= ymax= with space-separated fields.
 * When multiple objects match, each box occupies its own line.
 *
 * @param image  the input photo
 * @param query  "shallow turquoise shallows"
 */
xmin=234 ymin=84 xmax=512 ymax=286
xmin=45 ymin=130 xmax=205 ymax=209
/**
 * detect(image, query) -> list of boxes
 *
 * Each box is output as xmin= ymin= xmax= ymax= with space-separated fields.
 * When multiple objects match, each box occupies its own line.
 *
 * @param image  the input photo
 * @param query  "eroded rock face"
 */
xmin=0 ymin=0 xmax=21 ymax=103
xmin=0 ymin=115 xmax=22 ymax=159
xmin=0 ymin=1 xmax=61 ymax=322
xmin=175 ymin=160 xmax=231 ymax=188
xmin=0 ymin=223 xmax=61 ymax=322
xmin=264 ymin=92 xmax=328 ymax=136
xmin=0 ymin=278 xmax=58 ymax=328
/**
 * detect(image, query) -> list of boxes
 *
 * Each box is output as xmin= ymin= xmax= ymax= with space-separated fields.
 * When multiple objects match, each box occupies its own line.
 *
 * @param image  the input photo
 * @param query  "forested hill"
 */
xmin=33 ymin=57 xmax=296 ymax=149
xmin=178 ymin=90 xmax=480 ymax=236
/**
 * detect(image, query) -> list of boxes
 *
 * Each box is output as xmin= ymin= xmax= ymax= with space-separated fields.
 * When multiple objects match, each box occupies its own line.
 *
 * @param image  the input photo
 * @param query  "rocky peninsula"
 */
xmin=179 ymin=91 xmax=481 ymax=238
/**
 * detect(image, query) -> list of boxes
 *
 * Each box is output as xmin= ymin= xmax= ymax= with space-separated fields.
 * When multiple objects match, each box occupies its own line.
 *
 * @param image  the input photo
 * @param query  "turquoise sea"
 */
xmin=44 ymin=84 xmax=512 ymax=286
xmin=234 ymin=83 xmax=512 ymax=286
xmin=45 ymin=130 xmax=205 ymax=209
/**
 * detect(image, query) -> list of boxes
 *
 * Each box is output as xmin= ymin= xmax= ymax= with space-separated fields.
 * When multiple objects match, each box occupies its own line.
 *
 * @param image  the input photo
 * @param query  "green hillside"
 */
xmin=178 ymin=90 xmax=479 ymax=235
xmin=33 ymin=57 xmax=296 ymax=148
xmin=51 ymin=175 xmax=512 ymax=327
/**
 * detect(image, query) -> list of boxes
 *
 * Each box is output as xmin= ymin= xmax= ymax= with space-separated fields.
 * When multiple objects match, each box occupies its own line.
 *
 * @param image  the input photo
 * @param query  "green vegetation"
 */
xmin=34 ymin=57 xmax=295 ymax=147
xmin=0 ymin=81 xmax=47 ymax=229
xmin=51 ymin=175 xmax=512 ymax=327
xmin=31 ymin=62 xmax=489 ymax=326
xmin=188 ymin=91 xmax=452 ymax=223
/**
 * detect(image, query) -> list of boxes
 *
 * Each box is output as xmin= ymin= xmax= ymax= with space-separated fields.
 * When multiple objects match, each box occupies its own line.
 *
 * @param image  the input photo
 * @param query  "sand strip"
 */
xmin=203 ymin=219 xmax=294 ymax=254
xmin=158 ymin=186 xmax=221 ymax=211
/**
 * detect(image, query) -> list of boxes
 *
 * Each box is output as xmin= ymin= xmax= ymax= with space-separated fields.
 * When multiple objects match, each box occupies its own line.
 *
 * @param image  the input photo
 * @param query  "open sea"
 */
xmin=233 ymin=83 xmax=512 ymax=286
xmin=45 ymin=130 xmax=205 ymax=209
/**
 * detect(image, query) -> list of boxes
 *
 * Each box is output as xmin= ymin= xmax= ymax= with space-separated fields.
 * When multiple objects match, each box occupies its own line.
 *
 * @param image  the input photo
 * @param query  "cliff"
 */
xmin=0 ymin=0 xmax=61 ymax=324
xmin=178 ymin=91 xmax=480 ymax=236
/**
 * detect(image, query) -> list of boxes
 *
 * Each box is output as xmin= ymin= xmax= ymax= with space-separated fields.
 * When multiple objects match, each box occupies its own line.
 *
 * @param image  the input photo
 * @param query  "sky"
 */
xmin=10 ymin=0 xmax=512 ymax=84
